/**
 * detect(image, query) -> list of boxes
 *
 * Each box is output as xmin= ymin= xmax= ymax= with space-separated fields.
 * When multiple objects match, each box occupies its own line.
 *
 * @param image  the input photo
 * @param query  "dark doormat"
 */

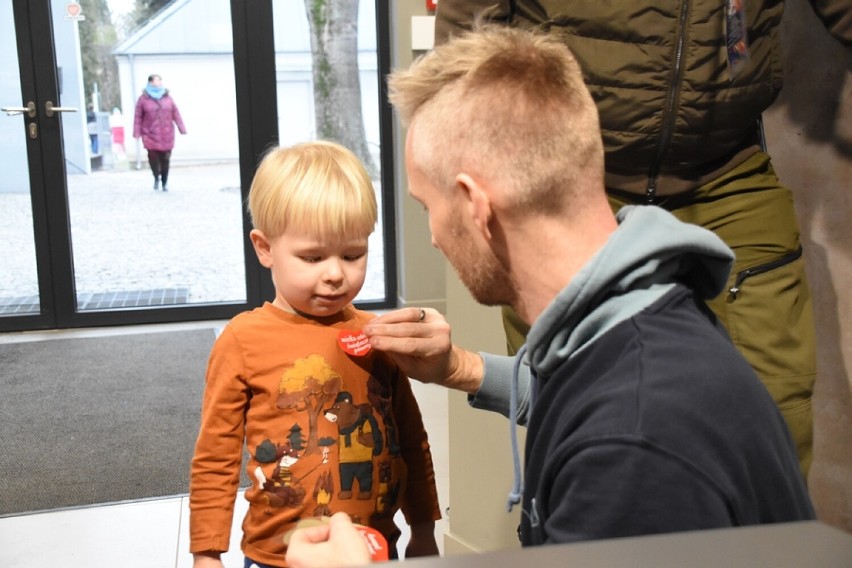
xmin=0 ymin=328 xmax=218 ymax=517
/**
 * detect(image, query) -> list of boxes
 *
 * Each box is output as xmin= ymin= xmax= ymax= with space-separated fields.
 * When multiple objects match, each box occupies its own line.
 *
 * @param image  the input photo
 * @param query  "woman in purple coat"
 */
xmin=133 ymin=74 xmax=187 ymax=191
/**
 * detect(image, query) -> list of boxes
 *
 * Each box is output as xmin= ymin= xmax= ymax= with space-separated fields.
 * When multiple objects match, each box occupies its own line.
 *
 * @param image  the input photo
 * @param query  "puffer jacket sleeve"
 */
xmin=133 ymin=95 xmax=144 ymax=138
xmin=172 ymin=99 xmax=187 ymax=135
xmin=810 ymin=0 xmax=852 ymax=46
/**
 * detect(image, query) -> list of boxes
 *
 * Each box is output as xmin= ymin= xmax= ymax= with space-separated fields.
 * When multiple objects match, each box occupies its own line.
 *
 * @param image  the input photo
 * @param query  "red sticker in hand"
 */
xmin=338 ymin=330 xmax=372 ymax=357
xmin=357 ymin=525 xmax=389 ymax=562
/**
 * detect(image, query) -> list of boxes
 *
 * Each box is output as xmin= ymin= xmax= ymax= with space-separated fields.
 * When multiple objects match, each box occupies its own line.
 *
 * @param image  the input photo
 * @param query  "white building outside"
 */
xmin=0 ymin=0 xmax=380 ymax=191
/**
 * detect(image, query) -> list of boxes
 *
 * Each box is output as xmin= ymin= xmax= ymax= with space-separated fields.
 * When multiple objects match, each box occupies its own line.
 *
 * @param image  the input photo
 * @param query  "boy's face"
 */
xmin=251 ymin=228 xmax=369 ymax=318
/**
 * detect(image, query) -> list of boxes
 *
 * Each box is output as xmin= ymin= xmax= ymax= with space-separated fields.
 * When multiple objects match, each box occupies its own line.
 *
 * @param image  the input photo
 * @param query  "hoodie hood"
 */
xmin=526 ymin=205 xmax=734 ymax=380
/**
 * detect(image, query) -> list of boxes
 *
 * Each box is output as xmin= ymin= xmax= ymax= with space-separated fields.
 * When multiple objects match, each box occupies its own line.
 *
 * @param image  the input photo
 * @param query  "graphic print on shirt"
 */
xmin=250 ymin=354 xmax=342 ymax=510
xmin=312 ymin=469 xmax=334 ymax=516
xmin=372 ymin=458 xmax=401 ymax=523
xmin=252 ymin=353 xmax=403 ymax=516
xmin=253 ymin=440 xmax=308 ymax=508
xmin=276 ymin=353 xmax=343 ymax=456
xmin=324 ymin=390 xmax=383 ymax=500
xmin=367 ymin=358 xmax=401 ymax=456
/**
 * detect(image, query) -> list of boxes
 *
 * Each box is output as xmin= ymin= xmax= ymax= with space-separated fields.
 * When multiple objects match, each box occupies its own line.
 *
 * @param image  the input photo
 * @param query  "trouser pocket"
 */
xmin=717 ymin=248 xmax=815 ymax=385
xmin=708 ymin=249 xmax=815 ymax=478
xmin=728 ymin=246 xmax=802 ymax=299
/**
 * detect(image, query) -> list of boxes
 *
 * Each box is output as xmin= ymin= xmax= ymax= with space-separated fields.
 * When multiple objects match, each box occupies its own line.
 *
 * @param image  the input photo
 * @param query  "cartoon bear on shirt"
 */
xmin=323 ymin=391 xmax=383 ymax=499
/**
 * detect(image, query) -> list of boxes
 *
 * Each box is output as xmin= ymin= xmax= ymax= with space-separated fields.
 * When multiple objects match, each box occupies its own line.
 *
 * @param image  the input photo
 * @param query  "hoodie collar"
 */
xmin=525 ymin=205 xmax=733 ymax=379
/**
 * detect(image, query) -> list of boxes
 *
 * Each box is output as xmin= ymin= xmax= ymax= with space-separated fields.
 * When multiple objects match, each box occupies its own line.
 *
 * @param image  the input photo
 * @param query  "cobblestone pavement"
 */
xmin=0 ymin=161 xmax=387 ymax=311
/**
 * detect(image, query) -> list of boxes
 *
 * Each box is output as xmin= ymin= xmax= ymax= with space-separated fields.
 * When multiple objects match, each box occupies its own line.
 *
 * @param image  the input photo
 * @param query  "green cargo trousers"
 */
xmin=501 ymin=152 xmax=815 ymax=479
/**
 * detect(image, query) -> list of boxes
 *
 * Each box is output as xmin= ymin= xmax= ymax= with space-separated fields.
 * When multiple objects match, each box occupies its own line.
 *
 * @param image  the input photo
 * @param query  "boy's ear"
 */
xmin=250 ymin=229 xmax=274 ymax=268
xmin=455 ymin=173 xmax=493 ymax=240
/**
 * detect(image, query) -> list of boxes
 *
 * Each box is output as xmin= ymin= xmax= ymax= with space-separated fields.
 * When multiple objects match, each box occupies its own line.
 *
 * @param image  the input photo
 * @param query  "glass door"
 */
xmin=1 ymin=0 xmax=396 ymax=333
xmin=65 ymin=0 xmax=247 ymax=313
xmin=271 ymin=0 xmax=394 ymax=306
xmin=0 ymin=0 xmax=40 ymax=320
xmin=1 ymin=0 xmax=252 ymax=331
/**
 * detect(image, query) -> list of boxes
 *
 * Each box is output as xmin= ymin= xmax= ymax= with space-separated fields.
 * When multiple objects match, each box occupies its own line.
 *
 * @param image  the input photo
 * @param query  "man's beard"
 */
xmin=447 ymin=221 xmax=516 ymax=308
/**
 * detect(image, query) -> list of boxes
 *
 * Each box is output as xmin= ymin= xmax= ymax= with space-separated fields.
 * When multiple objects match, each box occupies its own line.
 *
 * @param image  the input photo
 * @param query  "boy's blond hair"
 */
xmin=388 ymin=24 xmax=604 ymax=217
xmin=248 ymin=140 xmax=377 ymax=240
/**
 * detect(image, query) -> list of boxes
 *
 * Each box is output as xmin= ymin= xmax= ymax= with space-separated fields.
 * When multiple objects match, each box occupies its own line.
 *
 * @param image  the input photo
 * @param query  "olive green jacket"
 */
xmin=435 ymin=0 xmax=852 ymax=198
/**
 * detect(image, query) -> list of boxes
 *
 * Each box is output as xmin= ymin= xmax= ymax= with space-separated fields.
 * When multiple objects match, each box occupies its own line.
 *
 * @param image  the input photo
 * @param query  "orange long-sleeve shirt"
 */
xmin=190 ymin=303 xmax=441 ymax=566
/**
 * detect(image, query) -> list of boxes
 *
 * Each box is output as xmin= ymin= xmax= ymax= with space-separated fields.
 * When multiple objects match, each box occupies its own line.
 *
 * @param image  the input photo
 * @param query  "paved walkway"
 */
xmin=0 ymin=161 xmax=387 ymax=313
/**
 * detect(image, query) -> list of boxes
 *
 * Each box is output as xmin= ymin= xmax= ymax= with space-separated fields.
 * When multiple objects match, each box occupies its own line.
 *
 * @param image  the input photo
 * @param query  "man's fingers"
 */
xmin=364 ymin=322 xmax=424 ymax=339
xmin=367 ymin=307 xmax=431 ymax=327
xmin=365 ymin=310 xmax=449 ymax=340
xmin=327 ymin=511 xmax=355 ymax=529
xmin=368 ymin=331 xmax=450 ymax=357
xmin=289 ymin=523 xmax=332 ymax=545
xmin=367 ymin=307 xmax=420 ymax=325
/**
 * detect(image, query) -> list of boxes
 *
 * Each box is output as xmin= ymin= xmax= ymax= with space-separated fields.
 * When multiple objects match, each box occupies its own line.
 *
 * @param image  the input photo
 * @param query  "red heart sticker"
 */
xmin=66 ymin=2 xmax=81 ymax=17
xmin=356 ymin=525 xmax=389 ymax=562
xmin=338 ymin=330 xmax=371 ymax=357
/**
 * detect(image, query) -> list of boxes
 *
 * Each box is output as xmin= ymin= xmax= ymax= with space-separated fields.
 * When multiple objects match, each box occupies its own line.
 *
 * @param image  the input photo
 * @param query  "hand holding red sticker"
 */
xmin=355 ymin=524 xmax=390 ymax=561
xmin=283 ymin=516 xmax=389 ymax=562
xmin=338 ymin=330 xmax=372 ymax=357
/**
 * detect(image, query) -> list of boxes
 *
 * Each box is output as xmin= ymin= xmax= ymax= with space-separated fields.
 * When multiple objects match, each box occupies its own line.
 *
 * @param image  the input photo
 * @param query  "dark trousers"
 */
xmin=147 ymin=149 xmax=172 ymax=186
xmin=244 ymin=558 xmax=276 ymax=568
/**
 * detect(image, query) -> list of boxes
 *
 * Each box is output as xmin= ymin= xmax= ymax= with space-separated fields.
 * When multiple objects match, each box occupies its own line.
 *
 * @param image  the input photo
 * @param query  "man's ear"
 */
xmin=250 ymin=229 xmax=274 ymax=268
xmin=455 ymin=173 xmax=493 ymax=240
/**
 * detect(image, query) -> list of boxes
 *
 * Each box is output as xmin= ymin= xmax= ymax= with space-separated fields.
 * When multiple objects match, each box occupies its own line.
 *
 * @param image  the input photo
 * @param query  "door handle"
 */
xmin=2 ymin=101 xmax=37 ymax=117
xmin=45 ymin=100 xmax=78 ymax=117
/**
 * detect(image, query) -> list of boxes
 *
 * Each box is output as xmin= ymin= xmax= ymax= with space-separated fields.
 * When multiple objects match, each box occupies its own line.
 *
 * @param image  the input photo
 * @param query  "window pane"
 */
xmin=272 ymin=0 xmax=386 ymax=303
xmin=0 ymin=0 xmax=40 ymax=317
xmin=63 ymin=0 xmax=247 ymax=310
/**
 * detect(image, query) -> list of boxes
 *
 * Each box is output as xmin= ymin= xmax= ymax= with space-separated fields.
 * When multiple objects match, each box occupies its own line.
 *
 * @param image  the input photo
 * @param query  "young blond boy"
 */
xmin=189 ymin=141 xmax=440 ymax=568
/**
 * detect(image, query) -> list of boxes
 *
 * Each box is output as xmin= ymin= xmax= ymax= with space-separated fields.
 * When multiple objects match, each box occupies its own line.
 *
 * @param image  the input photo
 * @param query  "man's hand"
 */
xmin=286 ymin=512 xmax=371 ymax=568
xmin=363 ymin=308 xmax=484 ymax=394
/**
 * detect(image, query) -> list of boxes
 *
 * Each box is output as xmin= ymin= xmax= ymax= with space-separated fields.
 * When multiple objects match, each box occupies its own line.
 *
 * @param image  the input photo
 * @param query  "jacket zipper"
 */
xmin=646 ymin=0 xmax=691 ymax=203
xmin=728 ymin=246 xmax=803 ymax=299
